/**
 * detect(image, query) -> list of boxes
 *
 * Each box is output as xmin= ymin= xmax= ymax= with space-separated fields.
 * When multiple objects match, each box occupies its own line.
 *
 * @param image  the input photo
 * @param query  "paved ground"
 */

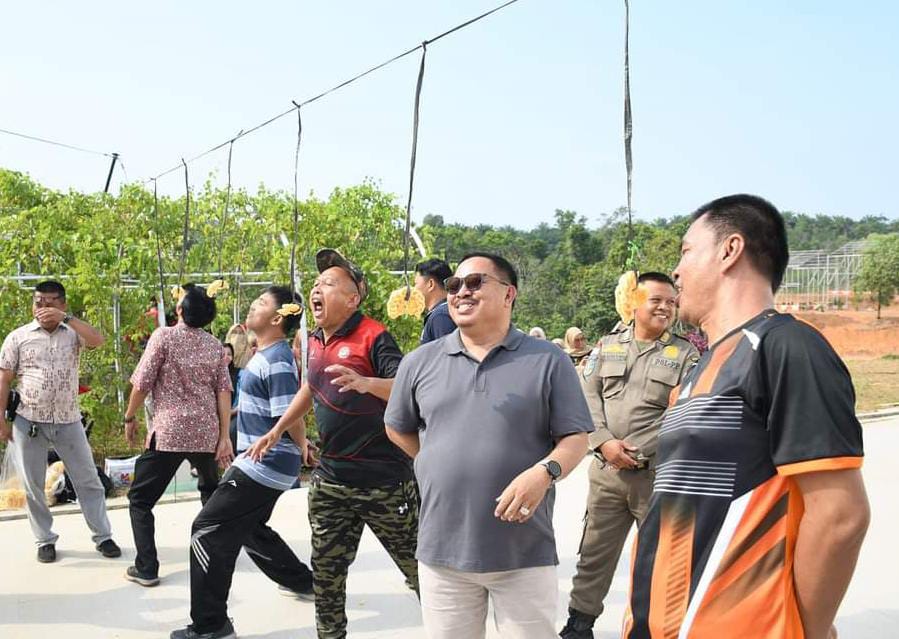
xmin=1 ymin=416 xmax=896 ymax=638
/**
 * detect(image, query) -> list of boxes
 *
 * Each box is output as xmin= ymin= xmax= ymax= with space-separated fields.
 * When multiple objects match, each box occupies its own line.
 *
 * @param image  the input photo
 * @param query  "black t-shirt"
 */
xmin=624 ymin=311 xmax=864 ymax=638
xmin=307 ymin=312 xmax=412 ymax=487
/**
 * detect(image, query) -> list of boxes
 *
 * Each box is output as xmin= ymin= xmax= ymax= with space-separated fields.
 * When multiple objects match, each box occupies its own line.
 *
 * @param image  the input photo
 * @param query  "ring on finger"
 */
xmin=519 ymin=505 xmax=531 ymax=516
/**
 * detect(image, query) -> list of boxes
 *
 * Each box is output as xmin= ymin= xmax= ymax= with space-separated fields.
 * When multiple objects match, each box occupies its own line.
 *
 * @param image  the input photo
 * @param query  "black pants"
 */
xmin=128 ymin=438 xmax=220 ymax=577
xmin=190 ymin=466 xmax=313 ymax=633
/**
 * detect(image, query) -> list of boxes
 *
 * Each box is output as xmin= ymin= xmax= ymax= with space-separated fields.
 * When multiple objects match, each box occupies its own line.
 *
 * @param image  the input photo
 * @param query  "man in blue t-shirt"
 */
xmin=171 ymin=286 xmax=313 ymax=639
xmin=414 ymin=258 xmax=456 ymax=344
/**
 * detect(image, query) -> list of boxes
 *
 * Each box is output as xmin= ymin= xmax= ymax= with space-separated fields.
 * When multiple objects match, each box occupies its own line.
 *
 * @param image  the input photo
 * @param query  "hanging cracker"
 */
xmin=207 ymin=279 xmax=229 ymax=298
xmin=171 ymin=285 xmax=186 ymax=303
xmin=387 ymin=286 xmax=426 ymax=319
xmin=614 ymin=270 xmax=648 ymax=325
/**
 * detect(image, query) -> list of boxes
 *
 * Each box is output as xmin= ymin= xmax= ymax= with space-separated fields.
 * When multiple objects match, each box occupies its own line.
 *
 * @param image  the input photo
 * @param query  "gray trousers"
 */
xmin=9 ymin=415 xmax=113 ymax=547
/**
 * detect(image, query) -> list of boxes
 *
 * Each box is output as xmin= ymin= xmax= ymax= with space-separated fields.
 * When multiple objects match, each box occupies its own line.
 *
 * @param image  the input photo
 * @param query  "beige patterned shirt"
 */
xmin=0 ymin=320 xmax=85 ymax=424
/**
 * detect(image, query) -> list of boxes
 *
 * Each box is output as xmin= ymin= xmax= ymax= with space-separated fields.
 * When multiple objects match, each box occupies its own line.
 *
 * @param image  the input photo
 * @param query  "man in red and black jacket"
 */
xmin=246 ymin=249 xmax=417 ymax=639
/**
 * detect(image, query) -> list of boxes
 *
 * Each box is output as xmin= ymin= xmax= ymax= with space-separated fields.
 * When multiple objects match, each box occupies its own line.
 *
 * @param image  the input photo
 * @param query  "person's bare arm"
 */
xmin=215 ymin=390 xmax=234 ymax=468
xmin=123 ymin=386 xmax=149 ymax=446
xmin=386 ymin=427 xmax=420 ymax=458
xmin=68 ymin=316 xmax=105 ymax=349
xmin=244 ymin=383 xmax=313 ymax=462
xmin=36 ymin=308 xmax=105 ymax=348
xmin=793 ymin=468 xmax=870 ymax=639
xmin=495 ymin=432 xmax=589 ymax=523
xmin=284 ymin=418 xmax=314 ymax=466
xmin=0 ymin=368 xmax=15 ymax=442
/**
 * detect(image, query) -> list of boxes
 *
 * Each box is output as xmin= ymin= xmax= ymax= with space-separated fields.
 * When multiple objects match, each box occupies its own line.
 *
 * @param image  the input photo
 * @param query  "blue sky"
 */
xmin=1 ymin=1 xmax=896 ymax=228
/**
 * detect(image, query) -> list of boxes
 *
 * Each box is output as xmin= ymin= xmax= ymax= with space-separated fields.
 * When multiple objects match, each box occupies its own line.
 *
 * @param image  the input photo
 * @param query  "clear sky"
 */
xmin=1 ymin=1 xmax=896 ymax=229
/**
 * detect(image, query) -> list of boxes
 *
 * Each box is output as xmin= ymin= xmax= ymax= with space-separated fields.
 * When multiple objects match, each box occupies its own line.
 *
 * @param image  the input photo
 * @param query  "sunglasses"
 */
xmin=443 ymin=272 xmax=511 ymax=295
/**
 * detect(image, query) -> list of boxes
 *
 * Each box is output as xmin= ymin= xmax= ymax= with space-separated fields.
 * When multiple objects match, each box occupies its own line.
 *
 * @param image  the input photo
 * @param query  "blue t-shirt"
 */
xmin=420 ymin=300 xmax=456 ymax=344
xmin=232 ymin=340 xmax=301 ymax=490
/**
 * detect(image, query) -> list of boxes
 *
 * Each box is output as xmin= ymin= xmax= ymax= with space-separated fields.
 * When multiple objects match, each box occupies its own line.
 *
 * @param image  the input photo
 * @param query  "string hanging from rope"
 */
xmin=387 ymin=43 xmax=429 ymax=320
xmin=117 ymin=157 xmax=130 ymax=185
xmin=202 ymin=134 xmax=241 ymax=302
xmin=217 ymin=133 xmax=240 ymax=277
xmin=144 ymin=0 xmax=522 ymax=185
xmin=288 ymin=102 xmax=310 ymax=380
xmin=622 ymin=0 xmax=640 ymax=273
xmin=151 ymin=179 xmax=167 ymax=322
xmin=177 ymin=159 xmax=191 ymax=287
xmin=289 ymin=103 xmax=303 ymax=298
xmin=614 ymin=0 xmax=647 ymax=326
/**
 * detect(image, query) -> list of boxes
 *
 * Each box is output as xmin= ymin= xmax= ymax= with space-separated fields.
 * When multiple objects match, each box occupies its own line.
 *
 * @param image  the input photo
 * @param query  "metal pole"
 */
xmin=103 ymin=153 xmax=120 ymax=193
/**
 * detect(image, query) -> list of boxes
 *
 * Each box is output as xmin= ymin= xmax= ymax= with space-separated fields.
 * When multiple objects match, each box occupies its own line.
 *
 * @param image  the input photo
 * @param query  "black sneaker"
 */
xmin=559 ymin=607 xmax=596 ymax=639
xmin=125 ymin=565 xmax=160 ymax=587
xmin=96 ymin=539 xmax=122 ymax=558
xmin=277 ymin=583 xmax=315 ymax=602
xmin=170 ymin=619 xmax=236 ymax=639
xmin=37 ymin=544 xmax=56 ymax=563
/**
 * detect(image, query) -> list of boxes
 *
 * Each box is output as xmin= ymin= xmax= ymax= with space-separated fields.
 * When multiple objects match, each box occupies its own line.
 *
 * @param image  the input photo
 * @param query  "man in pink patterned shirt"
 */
xmin=0 ymin=280 xmax=121 ymax=564
xmin=122 ymin=283 xmax=233 ymax=587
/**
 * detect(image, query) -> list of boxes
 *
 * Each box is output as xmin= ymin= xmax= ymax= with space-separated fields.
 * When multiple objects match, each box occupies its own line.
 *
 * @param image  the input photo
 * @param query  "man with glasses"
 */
xmin=385 ymin=251 xmax=593 ymax=638
xmin=0 ymin=280 xmax=121 ymax=563
xmin=245 ymin=249 xmax=417 ymax=639
xmin=559 ymin=272 xmax=698 ymax=639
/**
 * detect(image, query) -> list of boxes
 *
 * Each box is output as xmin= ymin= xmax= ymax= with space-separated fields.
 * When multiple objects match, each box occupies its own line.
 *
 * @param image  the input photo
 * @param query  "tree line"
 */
xmin=1 ymin=167 xmax=896 ymax=456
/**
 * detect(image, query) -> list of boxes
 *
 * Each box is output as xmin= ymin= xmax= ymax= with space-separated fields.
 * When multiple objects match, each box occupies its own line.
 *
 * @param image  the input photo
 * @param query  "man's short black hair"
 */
xmin=458 ymin=252 xmax=518 ymax=289
xmin=637 ymin=271 xmax=676 ymax=288
xmin=691 ymin=194 xmax=789 ymax=292
xmin=415 ymin=259 xmax=453 ymax=290
xmin=264 ymin=286 xmax=304 ymax=336
xmin=35 ymin=280 xmax=66 ymax=301
xmin=179 ymin=284 xmax=217 ymax=328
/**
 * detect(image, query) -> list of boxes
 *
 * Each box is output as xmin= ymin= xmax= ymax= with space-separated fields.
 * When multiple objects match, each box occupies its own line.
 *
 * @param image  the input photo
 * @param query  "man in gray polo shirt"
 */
xmin=386 ymin=252 xmax=592 ymax=638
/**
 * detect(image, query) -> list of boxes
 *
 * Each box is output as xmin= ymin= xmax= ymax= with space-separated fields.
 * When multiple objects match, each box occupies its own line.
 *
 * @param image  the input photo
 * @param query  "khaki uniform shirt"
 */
xmin=581 ymin=324 xmax=699 ymax=457
xmin=0 ymin=320 xmax=85 ymax=424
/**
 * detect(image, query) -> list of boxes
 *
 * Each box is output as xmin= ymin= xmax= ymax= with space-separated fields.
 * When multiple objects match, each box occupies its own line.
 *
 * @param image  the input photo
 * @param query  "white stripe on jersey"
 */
xmin=678 ymin=490 xmax=752 ymax=638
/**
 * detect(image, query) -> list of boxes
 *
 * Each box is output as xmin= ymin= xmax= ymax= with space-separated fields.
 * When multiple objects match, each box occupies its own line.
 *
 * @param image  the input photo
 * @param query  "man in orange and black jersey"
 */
xmin=622 ymin=195 xmax=869 ymax=639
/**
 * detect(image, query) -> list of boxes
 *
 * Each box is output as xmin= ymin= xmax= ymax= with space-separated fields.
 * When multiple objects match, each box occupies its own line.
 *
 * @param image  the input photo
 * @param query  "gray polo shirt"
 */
xmin=385 ymin=326 xmax=593 ymax=573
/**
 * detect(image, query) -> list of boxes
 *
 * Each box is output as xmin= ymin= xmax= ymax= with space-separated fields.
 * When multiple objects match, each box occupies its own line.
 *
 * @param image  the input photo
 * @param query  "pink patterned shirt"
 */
xmin=0 ymin=321 xmax=85 ymax=424
xmin=131 ymin=324 xmax=232 ymax=453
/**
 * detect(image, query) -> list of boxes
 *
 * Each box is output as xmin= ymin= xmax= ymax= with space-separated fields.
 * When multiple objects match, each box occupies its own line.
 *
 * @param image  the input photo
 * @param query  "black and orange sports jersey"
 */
xmin=623 ymin=311 xmax=864 ymax=639
xmin=308 ymin=312 xmax=412 ymax=488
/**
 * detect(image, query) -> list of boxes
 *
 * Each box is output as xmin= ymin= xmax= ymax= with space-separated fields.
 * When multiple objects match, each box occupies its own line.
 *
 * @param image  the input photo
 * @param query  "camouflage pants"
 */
xmin=308 ymin=475 xmax=419 ymax=639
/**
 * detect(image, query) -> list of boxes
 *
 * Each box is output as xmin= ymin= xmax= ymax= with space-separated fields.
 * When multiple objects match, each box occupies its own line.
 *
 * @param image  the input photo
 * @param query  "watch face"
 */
xmin=546 ymin=460 xmax=562 ymax=479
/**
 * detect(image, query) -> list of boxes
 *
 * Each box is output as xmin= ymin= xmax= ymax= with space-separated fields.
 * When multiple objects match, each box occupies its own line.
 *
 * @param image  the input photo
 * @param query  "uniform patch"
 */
xmin=583 ymin=356 xmax=597 ymax=379
xmin=604 ymin=343 xmax=626 ymax=354
xmin=662 ymin=345 xmax=679 ymax=359
xmin=651 ymin=356 xmax=680 ymax=370
xmin=337 ymin=346 xmax=350 ymax=359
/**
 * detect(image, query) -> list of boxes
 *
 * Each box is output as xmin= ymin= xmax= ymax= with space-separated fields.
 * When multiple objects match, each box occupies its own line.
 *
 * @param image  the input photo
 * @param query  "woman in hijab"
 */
xmin=563 ymin=326 xmax=591 ymax=367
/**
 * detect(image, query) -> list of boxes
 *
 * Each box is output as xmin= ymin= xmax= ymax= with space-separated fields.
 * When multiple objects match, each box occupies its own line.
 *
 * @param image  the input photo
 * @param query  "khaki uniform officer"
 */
xmin=560 ymin=273 xmax=699 ymax=639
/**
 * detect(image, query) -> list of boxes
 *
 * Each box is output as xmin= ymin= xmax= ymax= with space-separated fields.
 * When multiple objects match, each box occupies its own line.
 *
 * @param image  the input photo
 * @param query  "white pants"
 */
xmin=419 ymin=561 xmax=558 ymax=639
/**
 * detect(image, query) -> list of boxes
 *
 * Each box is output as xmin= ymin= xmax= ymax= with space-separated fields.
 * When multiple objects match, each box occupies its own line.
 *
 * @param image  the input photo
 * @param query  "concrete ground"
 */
xmin=0 ymin=416 xmax=896 ymax=638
